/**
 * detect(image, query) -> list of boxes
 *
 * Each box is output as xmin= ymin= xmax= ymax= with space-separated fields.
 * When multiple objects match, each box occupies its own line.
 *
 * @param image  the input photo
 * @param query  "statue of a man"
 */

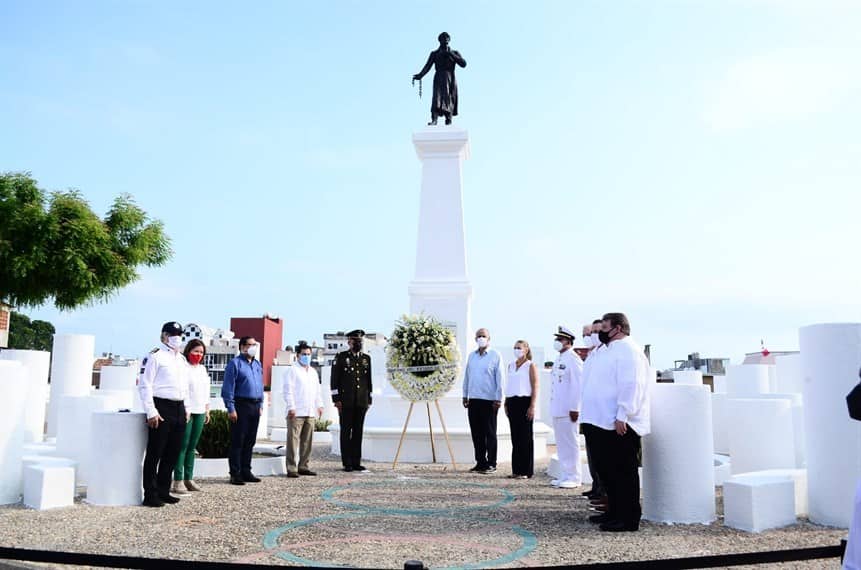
xmin=412 ymin=32 xmax=467 ymax=126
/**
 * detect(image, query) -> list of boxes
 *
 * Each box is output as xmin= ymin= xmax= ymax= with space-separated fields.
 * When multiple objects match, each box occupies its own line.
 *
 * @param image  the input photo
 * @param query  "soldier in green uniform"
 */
xmin=330 ymin=329 xmax=373 ymax=471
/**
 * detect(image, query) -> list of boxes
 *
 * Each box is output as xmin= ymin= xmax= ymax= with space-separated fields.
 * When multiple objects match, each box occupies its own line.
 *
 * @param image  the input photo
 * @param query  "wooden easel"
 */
xmin=392 ymin=400 xmax=457 ymax=471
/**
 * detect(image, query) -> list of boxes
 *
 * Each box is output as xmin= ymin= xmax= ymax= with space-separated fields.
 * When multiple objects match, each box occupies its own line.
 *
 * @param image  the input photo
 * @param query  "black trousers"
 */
xmin=505 ymin=396 xmax=534 ymax=477
xmin=467 ymin=399 xmax=498 ymax=468
xmin=143 ymin=398 xmax=186 ymax=500
xmin=339 ymin=406 xmax=368 ymax=468
xmin=582 ymin=424 xmax=605 ymax=496
xmin=591 ymin=424 xmax=642 ymax=525
xmin=229 ymin=398 xmax=261 ymax=476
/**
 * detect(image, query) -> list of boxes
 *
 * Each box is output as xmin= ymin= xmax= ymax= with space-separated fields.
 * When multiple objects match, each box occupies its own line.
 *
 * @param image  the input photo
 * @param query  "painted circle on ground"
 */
xmin=320 ymin=479 xmax=515 ymax=515
xmin=262 ymin=511 xmax=537 ymax=569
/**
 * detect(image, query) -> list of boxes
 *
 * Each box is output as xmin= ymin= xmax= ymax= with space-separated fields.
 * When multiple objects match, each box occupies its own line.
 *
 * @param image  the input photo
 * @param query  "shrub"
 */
xmin=314 ymin=418 xmax=332 ymax=432
xmin=197 ymin=409 xmax=231 ymax=458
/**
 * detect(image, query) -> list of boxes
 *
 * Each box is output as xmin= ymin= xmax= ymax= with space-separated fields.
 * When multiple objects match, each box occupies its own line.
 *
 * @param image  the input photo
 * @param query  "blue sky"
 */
xmin=2 ymin=1 xmax=859 ymax=369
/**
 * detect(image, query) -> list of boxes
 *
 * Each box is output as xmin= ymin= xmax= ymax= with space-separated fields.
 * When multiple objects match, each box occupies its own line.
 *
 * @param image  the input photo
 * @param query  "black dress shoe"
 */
xmin=286 ymin=471 xmax=299 ymax=478
xmin=142 ymin=496 xmax=165 ymax=508
xmin=159 ymin=494 xmax=180 ymax=504
xmin=469 ymin=464 xmax=483 ymax=472
xmin=588 ymin=513 xmax=613 ymax=524
xmin=353 ymin=465 xmax=367 ymax=471
xmin=599 ymin=520 xmax=639 ymax=532
xmin=343 ymin=466 xmax=353 ymax=472
xmin=298 ymin=469 xmax=317 ymax=476
xmin=230 ymin=475 xmax=246 ymax=485
xmin=242 ymin=473 xmax=261 ymax=483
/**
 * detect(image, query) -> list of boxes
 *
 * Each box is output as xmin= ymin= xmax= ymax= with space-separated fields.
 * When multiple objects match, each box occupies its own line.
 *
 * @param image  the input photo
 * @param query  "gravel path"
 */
xmin=0 ymin=444 xmax=847 ymax=569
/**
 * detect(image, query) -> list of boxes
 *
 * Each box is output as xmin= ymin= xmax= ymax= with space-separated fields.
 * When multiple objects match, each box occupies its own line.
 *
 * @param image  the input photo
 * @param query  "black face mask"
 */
xmin=351 ymin=341 xmax=363 ymax=352
xmin=598 ymin=327 xmax=616 ymax=345
xmin=848 ymin=379 xmax=861 ymax=421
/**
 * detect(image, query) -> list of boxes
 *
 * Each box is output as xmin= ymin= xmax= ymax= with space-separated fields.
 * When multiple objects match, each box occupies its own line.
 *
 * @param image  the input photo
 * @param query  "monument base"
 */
xmin=329 ymin=416 xmax=551 ymax=465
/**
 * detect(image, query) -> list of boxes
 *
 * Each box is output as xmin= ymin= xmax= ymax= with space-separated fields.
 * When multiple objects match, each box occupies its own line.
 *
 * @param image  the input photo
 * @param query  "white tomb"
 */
xmin=799 ymin=322 xmax=861 ymax=528
xmin=643 ymin=384 xmax=716 ymax=524
xmin=0 ymin=349 xmax=50 ymax=444
xmin=724 ymin=476 xmax=796 ymax=532
xmin=86 ymin=411 xmax=147 ymax=506
xmin=727 ymin=398 xmax=795 ymax=474
xmin=47 ymin=334 xmax=95 ymax=438
xmin=0 ymin=360 xmax=30 ymax=504
xmin=23 ymin=464 xmax=75 ymax=510
xmin=774 ymin=354 xmax=804 ymax=395
xmin=711 ymin=393 xmax=730 ymax=455
xmin=726 ymin=469 xmax=808 ymax=517
xmin=726 ymin=364 xmax=771 ymax=396
xmin=672 ymin=370 xmax=703 ymax=386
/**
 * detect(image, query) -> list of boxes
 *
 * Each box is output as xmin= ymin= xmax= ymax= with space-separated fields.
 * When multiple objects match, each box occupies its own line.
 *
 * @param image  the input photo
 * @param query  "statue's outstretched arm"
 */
xmin=413 ymin=52 xmax=434 ymax=80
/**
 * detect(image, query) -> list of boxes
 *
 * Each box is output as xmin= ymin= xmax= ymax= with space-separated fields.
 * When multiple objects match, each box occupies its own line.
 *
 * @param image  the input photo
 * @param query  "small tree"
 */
xmin=0 ymin=172 xmax=172 ymax=310
xmin=8 ymin=312 xmax=55 ymax=351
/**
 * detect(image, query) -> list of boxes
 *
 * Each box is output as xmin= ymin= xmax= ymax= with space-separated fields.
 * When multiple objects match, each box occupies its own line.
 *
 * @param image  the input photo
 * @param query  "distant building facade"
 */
xmin=230 ymin=315 xmax=283 ymax=388
xmin=322 ymin=331 xmax=387 ymax=367
xmin=182 ymin=323 xmax=239 ymax=387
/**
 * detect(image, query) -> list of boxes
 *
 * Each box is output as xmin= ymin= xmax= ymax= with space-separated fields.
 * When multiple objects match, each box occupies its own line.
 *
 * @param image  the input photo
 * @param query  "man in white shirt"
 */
xmin=580 ymin=312 xmax=651 ymax=532
xmin=283 ymin=342 xmax=324 ymax=477
xmin=549 ymin=326 xmax=584 ymax=489
xmin=138 ymin=321 xmax=190 ymax=508
xmin=581 ymin=319 xmax=606 ymax=501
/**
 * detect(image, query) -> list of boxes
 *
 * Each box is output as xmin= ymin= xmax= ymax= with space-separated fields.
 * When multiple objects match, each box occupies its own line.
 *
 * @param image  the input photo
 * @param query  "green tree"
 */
xmin=8 ymin=312 xmax=55 ymax=351
xmin=0 ymin=172 xmax=172 ymax=310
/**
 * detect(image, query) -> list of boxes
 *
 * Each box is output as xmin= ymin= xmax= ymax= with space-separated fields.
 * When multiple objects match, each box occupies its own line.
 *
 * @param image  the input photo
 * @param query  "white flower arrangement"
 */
xmin=386 ymin=314 xmax=460 ymax=402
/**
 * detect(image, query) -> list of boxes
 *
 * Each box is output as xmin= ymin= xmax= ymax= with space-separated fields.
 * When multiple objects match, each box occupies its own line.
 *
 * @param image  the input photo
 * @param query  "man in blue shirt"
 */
xmin=221 ymin=336 xmax=264 ymax=485
xmin=462 ymin=327 xmax=504 ymax=474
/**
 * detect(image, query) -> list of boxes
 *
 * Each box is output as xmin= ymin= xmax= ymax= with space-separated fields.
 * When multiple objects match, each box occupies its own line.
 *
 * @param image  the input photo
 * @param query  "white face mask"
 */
xmin=476 ymin=337 xmax=488 ymax=349
xmin=513 ymin=348 xmax=524 ymax=359
xmin=246 ymin=345 xmax=259 ymax=359
xmin=553 ymin=340 xmax=564 ymax=352
xmin=583 ymin=335 xmax=594 ymax=348
xmin=167 ymin=336 xmax=182 ymax=349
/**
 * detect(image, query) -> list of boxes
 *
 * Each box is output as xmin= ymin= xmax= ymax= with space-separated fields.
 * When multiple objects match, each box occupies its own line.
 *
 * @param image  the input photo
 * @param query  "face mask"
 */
xmin=187 ymin=353 xmax=203 ymax=365
xmin=513 ymin=348 xmax=524 ymax=359
xmin=246 ymin=345 xmax=259 ymax=359
xmin=351 ymin=341 xmax=363 ymax=352
xmin=553 ymin=340 xmax=564 ymax=352
xmin=598 ymin=328 xmax=616 ymax=345
xmin=298 ymin=354 xmax=311 ymax=366
xmin=581 ymin=335 xmax=593 ymax=348
xmin=476 ymin=337 xmax=488 ymax=349
xmin=167 ymin=336 xmax=182 ymax=349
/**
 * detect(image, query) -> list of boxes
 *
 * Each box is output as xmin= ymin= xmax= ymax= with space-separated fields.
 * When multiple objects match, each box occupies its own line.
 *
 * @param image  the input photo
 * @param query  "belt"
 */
xmin=153 ymin=396 xmax=184 ymax=404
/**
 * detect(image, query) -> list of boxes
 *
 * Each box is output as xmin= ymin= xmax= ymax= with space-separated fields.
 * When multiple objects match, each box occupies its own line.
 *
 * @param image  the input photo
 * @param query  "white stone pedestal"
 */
xmin=409 ymin=128 xmax=472 ymax=371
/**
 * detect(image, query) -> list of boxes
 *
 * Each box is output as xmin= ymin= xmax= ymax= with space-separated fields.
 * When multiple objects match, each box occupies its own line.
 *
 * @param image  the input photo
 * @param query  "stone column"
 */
xmin=799 ymin=323 xmax=861 ymax=527
xmin=409 ymin=128 xmax=473 ymax=380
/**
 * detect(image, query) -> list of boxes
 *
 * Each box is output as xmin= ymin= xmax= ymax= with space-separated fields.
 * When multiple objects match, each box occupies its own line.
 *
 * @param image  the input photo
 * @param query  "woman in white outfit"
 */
xmin=172 ymin=339 xmax=210 ymax=494
xmin=504 ymin=340 xmax=539 ymax=479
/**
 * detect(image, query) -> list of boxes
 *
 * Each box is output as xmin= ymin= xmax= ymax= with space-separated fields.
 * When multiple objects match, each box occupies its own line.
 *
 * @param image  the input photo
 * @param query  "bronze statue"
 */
xmin=412 ymin=32 xmax=467 ymax=126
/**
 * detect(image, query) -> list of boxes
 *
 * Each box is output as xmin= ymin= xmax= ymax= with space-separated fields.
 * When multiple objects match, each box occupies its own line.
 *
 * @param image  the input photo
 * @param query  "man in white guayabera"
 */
xmin=549 ymin=326 xmax=584 ymax=490
xmin=283 ymin=341 xmax=323 ymax=478
xmin=463 ymin=328 xmax=504 ymax=474
xmin=581 ymin=312 xmax=651 ymax=532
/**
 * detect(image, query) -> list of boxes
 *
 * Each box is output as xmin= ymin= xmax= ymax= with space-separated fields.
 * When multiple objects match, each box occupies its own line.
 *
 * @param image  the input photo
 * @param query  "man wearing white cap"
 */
xmin=549 ymin=326 xmax=583 ymax=489
xmin=138 ymin=321 xmax=189 ymax=507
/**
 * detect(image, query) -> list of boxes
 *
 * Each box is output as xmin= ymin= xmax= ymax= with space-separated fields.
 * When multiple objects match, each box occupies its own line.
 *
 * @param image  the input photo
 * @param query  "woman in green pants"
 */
xmin=172 ymin=339 xmax=211 ymax=493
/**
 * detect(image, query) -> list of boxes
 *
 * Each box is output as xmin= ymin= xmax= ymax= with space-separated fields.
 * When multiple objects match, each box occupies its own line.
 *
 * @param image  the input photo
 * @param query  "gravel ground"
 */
xmin=0 ymin=443 xmax=847 ymax=569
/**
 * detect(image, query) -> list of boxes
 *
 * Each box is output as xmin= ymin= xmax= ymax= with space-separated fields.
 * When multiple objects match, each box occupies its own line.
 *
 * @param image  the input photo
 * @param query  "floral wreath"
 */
xmin=386 ymin=314 xmax=461 ymax=402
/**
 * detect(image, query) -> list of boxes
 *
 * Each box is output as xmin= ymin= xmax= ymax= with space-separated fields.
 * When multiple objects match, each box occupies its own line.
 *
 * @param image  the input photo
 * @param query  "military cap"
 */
xmin=554 ymin=326 xmax=575 ymax=342
xmin=346 ymin=329 xmax=365 ymax=338
xmin=161 ymin=321 xmax=183 ymax=336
